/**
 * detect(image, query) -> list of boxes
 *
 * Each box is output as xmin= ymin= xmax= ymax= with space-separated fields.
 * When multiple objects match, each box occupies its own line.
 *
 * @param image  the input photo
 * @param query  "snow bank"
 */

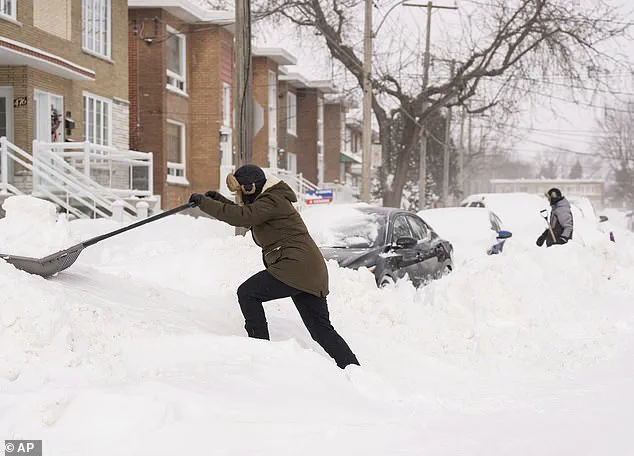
xmin=1 ymin=209 xmax=633 ymax=454
xmin=0 ymin=196 xmax=75 ymax=257
xmin=418 ymin=207 xmax=498 ymax=264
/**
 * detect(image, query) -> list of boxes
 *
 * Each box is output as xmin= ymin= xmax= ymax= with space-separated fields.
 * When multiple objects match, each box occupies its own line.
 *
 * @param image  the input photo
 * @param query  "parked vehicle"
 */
xmin=302 ymin=204 xmax=454 ymax=287
xmin=418 ymin=207 xmax=512 ymax=263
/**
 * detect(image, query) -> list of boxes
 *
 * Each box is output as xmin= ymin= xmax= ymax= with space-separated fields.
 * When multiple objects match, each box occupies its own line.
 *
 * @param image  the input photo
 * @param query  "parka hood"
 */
xmin=261 ymin=178 xmax=298 ymax=203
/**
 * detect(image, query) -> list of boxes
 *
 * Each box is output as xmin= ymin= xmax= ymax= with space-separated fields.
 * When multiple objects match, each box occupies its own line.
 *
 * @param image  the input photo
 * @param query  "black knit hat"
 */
xmin=546 ymin=187 xmax=563 ymax=204
xmin=233 ymin=164 xmax=266 ymax=203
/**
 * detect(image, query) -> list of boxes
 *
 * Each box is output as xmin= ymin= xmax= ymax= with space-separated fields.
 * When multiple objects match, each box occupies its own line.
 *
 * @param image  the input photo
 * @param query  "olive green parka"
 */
xmin=198 ymin=179 xmax=329 ymax=297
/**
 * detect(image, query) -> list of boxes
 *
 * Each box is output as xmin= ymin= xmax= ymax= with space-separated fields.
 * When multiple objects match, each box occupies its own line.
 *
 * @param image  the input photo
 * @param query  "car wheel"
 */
xmin=379 ymin=275 xmax=395 ymax=288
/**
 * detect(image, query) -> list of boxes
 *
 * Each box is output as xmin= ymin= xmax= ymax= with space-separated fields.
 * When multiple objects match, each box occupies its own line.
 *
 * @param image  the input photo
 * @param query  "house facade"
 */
xmin=251 ymin=48 xmax=295 ymax=171
xmin=1 ymin=0 xmax=129 ymax=167
xmin=323 ymin=99 xmax=345 ymax=184
xmin=128 ymin=1 xmax=233 ymax=208
xmin=277 ymin=72 xmax=334 ymax=187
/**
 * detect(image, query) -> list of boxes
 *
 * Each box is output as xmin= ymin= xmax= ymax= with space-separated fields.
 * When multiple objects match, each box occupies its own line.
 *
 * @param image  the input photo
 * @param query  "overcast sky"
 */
xmin=253 ymin=0 xmax=634 ymax=175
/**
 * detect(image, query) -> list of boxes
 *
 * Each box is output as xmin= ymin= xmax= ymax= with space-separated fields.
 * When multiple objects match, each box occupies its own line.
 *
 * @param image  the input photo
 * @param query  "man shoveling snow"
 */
xmin=188 ymin=165 xmax=360 ymax=369
xmin=537 ymin=188 xmax=574 ymax=248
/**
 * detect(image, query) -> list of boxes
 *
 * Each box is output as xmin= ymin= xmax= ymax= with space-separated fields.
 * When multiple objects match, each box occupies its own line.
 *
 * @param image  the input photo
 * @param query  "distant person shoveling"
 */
xmin=536 ymin=188 xmax=574 ymax=248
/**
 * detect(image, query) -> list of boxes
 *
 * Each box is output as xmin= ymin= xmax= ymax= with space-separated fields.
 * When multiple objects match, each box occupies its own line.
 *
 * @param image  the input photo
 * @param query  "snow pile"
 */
xmin=1 ymin=201 xmax=634 ymax=454
xmin=0 ymin=196 xmax=75 ymax=257
xmin=418 ymin=207 xmax=498 ymax=263
xmin=462 ymin=193 xmax=549 ymax=241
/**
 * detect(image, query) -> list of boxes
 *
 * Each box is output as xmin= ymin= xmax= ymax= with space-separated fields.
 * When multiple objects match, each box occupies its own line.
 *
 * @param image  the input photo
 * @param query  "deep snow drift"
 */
xmin=1 ymin=196 xmax=633 ymax=455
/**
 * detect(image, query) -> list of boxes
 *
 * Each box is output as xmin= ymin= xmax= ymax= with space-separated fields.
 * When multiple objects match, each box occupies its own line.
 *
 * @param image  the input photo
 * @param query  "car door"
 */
xmin=406 ymin=215 xmax=438 ymax=281
xmin=388 ymin=215 xmax=421 ymax=282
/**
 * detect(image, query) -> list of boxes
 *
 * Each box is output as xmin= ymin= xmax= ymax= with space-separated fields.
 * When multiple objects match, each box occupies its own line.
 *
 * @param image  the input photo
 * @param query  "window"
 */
xmin=392 ymin=216 xmax=413 ymax=243
xmin=222 ymin=83 xmax=231 ymax=127
xmin=167 ymin=120 xmax=187 ymax=184
xmin=167 ymin=26 xmax=186 ymax=94
xmin=83 ymin=93 xmax=111 ymax=145
xmin=1 ymin=0 xmax=16 ymax=19
xmin=82 ymin=0 xmax=111 ymax=58
xmin=406 ymin=216 xmax=429 ymax=241
xmin=287 ymin=92 xmax=297 ymax=136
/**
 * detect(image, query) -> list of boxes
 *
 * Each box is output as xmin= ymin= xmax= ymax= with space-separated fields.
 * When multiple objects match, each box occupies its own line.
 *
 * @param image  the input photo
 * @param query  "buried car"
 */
xmin=418 ymin=207 xmax=513 ymax=264
xmin=301 ymin=204 xmax=453 ymax=287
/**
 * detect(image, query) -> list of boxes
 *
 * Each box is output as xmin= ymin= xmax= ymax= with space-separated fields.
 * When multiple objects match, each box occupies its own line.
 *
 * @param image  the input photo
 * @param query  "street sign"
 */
xmin=305 ymin=189 xmax=334 ymax=205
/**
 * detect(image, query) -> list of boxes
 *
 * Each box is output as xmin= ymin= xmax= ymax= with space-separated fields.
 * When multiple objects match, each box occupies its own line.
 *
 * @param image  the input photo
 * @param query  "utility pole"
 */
xmin=466 ymin=107 xmax=472 ymax=194
xmin=405 ymin=1 xmax=457 ymax=211
xmin=234 ymin=0 xmax=251 ymax=236
xmin=361 ymin=0 xmax=373 ymax=203
xmin=234 ymin=0 xmax=252 ymax=168
xmin=458 ymin=105 xmax=465 ymax=198
xmin=442 ymin=59 xmax=455 ymax=207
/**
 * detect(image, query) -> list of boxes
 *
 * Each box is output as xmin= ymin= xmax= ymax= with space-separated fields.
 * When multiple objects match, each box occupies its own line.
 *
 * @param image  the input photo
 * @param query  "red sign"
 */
xmin=305 ymin=197 xmax=332 ymax=205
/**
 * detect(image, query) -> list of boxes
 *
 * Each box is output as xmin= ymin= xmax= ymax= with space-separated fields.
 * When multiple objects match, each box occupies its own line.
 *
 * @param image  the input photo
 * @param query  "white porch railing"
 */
xmin=263 ymin=167 xmax=319 ymax=196
xmin=34 ymin=141 xmax=153 ymax=199
xmin=0 ymin=137 xmax=155 ymax=220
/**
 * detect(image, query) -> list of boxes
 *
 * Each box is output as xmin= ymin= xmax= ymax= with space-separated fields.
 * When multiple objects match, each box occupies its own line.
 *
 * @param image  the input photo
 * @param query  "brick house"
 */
xmin=323 ymin=98 xmax=346 ymax=184
xmin=128 ymin=1 xmax=234 ymax=209
xmin=251 ymin=48 xmax=296 ymax=171
xmin=278 ymin=71 xmax=334 ymax=187
xmin=1 ymin=0 xmax=130 ymax=176
xmin=340 ymin=115 xmax=381 ymax=191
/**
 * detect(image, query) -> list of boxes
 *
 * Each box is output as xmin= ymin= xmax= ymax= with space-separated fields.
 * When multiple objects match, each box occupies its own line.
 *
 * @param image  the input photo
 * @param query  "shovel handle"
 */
xmin=82 ymin=202 xmax=197 ymax=248
xmin=540 ymin=210 xmax=557 ymax=243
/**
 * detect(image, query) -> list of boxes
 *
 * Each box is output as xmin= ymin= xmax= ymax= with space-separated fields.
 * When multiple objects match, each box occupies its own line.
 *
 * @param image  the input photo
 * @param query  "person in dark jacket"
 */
xmin=188 ymin=164 xmax=359 ymax=369
xmin=537 ymin=188 xmax=574 ymax=247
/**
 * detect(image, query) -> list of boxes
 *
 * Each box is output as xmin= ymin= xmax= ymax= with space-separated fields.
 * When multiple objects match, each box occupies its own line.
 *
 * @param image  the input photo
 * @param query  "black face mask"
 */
xmin=242 ymin=193 xmax=258 ymax=205
xmin=240 ymin=180 xmax=266 ymax=205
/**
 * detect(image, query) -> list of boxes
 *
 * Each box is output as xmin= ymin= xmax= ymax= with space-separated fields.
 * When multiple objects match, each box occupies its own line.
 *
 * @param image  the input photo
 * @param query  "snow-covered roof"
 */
xmin=279 ymin=72 xmax=337 ymax=92
xmin=129 ymin=0 xmax=234 ymax=24
xmin=252 ymin=48 xmax=297 ymax=66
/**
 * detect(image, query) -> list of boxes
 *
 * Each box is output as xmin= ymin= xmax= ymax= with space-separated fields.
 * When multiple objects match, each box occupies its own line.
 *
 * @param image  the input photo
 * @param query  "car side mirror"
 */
xmin=496 ymin=230 xmax=513 ymax=240
xmin=395 ymin=236 xmax=417 ymax=249
xmin=599 ymin=215 xmax=609 ymax=223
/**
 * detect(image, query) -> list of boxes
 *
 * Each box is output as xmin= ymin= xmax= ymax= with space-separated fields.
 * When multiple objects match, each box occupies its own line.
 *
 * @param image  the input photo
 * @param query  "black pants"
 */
xmin=237 ymin=270 xmax=360 ymax=369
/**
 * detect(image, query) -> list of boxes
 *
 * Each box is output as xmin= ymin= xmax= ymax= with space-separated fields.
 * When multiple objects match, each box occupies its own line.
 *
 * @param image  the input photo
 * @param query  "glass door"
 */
xmin=0 ymin=87 xmax=12 ymax=141
xmin=0 ymin=87 xmax=13 ymax=187
xmin=34 ymin=90 xmax=64 ymax=143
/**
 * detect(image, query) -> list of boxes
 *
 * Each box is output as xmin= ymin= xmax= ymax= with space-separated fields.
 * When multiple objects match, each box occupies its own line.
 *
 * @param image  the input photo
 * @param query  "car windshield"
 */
xmin=301 ymin=205 xmax=387 ymax=248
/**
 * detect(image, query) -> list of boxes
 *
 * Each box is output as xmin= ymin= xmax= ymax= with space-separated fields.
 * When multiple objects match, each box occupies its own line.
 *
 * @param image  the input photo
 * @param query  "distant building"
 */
xmin=489 ymin=178 xmax=605 ymax=208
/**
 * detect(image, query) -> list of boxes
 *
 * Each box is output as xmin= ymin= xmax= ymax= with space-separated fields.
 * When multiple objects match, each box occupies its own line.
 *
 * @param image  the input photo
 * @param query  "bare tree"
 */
xmin=597 ymin=101 xmax=634 ymax=206
xmin=229 ymin=0 xmax=630 ymax=206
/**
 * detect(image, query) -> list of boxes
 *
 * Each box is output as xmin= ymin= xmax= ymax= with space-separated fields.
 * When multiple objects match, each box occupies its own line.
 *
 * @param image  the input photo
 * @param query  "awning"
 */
xmin=0 ymin=37 xmax=95 ymax=81
xmin=340 ymin=151 xmax=362 ymax=164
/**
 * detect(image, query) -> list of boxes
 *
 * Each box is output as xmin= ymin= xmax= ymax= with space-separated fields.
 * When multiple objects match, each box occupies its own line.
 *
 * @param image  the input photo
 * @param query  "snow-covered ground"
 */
xmin=1 ymin=197 xmax=634 ymax=455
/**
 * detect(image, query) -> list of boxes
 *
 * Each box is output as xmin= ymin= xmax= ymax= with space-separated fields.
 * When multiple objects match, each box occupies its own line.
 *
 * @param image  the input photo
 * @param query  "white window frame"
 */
xmin=166 ymin=25 xmax=187 ymax=96
xmin=82 ymin=0 xmax=112 ymax=59
xmin=166 ymin=119 xmax=188 ymax=185
xmin=83 ymin=92 xmax=112 ymax=146
xmin=287 ymin=92 xmax=297 ymax=136
xmin=0 ymin=0 xmax=17 ymax=21
xmin=0 ymin=87 xmax=14 ymax=142
xmin=222 ymin=83 xmax=231 ymax=128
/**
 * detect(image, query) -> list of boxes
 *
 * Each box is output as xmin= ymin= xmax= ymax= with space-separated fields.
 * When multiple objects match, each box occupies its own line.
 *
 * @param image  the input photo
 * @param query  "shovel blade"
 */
xmin=0 ymin=244 xmax=84 ymax=278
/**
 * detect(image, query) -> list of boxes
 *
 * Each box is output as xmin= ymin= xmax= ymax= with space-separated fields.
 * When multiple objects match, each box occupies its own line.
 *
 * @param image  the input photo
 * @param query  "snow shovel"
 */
xmin=539 ymin=209 xmax=557 ymax=243
xmin=0 ymin=202 xmax=197 ymax=278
